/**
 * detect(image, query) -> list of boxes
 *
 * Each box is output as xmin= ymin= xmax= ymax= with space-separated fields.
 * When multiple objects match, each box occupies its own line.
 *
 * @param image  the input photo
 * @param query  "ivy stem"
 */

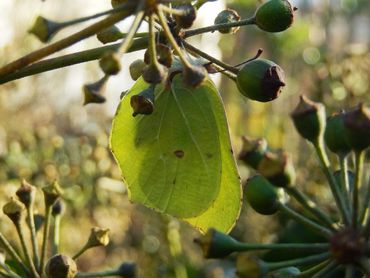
xmin=159 ymin=4 xmax=188 ymax=16
xmin=339 ymin=154 xmax=352 ymax=214
xmin=148 ymin=15 xmax=159 ymax=66
xmin=208 ymin=64 xmax=237 ymax=81
xmin=311 ymin=261 xmax=338 ymax=278
xmin=0 ymin=37 xmax=149 ymax=85
xmin=313 ymin=138 xmax=351 ymax=226
xmin=181 ymin=40 xmax=239 ymax=74
xmin=278 ymin=203 xmax=332 ymax=238
xmin=39 ymin=206 xmax=52 ymax=274
xmin=296 ymin=260 xmax=331 ymax=277
xmin=72 ymin=244 xmax=90 ymax=261
xmin=0 ymin=233 xmax=30 ymax=276
xmin=0 ymin=3 xmax=136 ymax=77
xmin=184 ymin=16 xmax=256 ymax=38
xmin=266 ymin=252 xmax=330 ymax=271
xmin=42 ymin=2 xmax=138 ymax=30
xmin=285 ymin=186 xmax=336 ymax=231
xmin=352 ymin=150 xmax=365 ymax=228
xmin=156 ymin=7 xmax=192 ymax=69
xmin=26 ymin=205 xmax=39 ymax=270
xmin=359 ymin=177 xmax=370 ymax=225
xmin=14 ymin=224 xmax=39 ymax=278
xmin=117 ymin=2 xmax=145 ymax=56
xmin=51 ymin=214 xmax=61 ymax=256
xmin=225 ymin=242 xmax=329 ymax=253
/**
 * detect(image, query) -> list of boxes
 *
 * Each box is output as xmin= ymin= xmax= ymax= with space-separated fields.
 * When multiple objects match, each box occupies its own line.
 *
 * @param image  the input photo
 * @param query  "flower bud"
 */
xmin=84 ymin=227 xmax=110 ymax=249
xmin=236 ymin=255 xmax=268 ymax=278
xmin=96 ymin=25 xmax=123 ymax=44
xmin=42 ymin=181 xmax=63 ymax=208
xmin=45 ymin=254 xmax=77 ymax=278
xmin=16 ymin=179 xmax=36 ymax=208
xmin=3 ymin=198 xmax=25 ymax=225
xmin=99 ymin=51 xmax=121 ymax=75
xmin=214 ymin=9 xmax=240 ymax=34
xmin=257 ymin=150 xmax=296 ymax=188
xmin=29 ymin=16 xmax=61 ymax=43
xmin=236 ymin=59 xmax=285 ymax=102
xmin=324 ymin=112 xmax=351 ymax=156
xmin=342 ymin=104 xmax=370 ymax=152
xmin=83 ymin=76 xmax=108 ymax=105
xmin=244 ymin=175 xmax=280 ymax=215
xmin=255 ymin=0 xmax=296 ymax=33
xmin=238 ymin=136 xmax=268 ymax=169
xmin=130 ymin=86 xmax=155 ymax=117
xmin=117 ymin=262 xmax=136 ymax=278
xmin=174 ymin=4 xmax=197 ymax=29
xmin=129 ymin=59 xmax=146 ymax=81
xmin=183 ymin=65 xmax=207 ymax=88
xmin=194 ymin=228 xmax=240 ymax=258
xmin=144 ymin=44 xmax=173 ymax=68
xmin=290 ymin=95 xmax=326 ymax=143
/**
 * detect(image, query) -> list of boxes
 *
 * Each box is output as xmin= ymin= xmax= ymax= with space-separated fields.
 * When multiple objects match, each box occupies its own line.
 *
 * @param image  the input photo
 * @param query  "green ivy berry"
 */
xmin=236 ymin=59 xmax=285 ymax=102
xmin=214 ymin=9 xmax=240 ymax=34
xmin=343 ymin=104 xmax=370 ymax=152
xmin=255 ymin=0 xmax=296 ymax=33
xmin=290 ymin=95 xmax=326 ymax=143
xmin=244 ymin=175 xmax=280 ymax=215
xmin=324 ymin=112 xmax=351 ymax=156
xmin=129 ymin=59 xmax=146 ymax=81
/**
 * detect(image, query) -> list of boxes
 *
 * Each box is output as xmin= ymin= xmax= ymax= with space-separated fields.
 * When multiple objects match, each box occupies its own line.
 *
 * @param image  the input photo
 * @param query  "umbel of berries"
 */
xmin=236 ymin=59 xmax=285 ymax=102
xmin=255 ymin=0 xmax=296 ymax=33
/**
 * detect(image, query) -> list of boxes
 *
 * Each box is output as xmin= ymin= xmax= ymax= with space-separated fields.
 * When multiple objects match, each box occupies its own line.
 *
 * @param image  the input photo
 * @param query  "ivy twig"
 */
xmin=0 ymin=3 xmax=137 ymax=77
xmin=0 ymin=37 xmax=148 ymax=85
xmin=183 ymin=16 xmax=256 ymax=38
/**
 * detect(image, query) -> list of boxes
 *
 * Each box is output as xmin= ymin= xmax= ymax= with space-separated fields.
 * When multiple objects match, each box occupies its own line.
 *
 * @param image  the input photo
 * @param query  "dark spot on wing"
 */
xmin=174 ymin=150 xmax=184 ymax=158
xmin=206 ymin=153 xmax=213 ymax=159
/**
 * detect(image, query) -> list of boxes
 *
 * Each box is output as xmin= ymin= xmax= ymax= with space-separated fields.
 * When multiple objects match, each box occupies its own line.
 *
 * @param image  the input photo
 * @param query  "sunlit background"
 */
xmin=0 ymin=0 xmax=369 ymax=277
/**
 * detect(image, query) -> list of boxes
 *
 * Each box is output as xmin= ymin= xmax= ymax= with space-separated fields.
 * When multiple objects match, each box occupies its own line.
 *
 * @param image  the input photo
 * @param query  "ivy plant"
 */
xmin=0 ymin=0 xmax=296 ymax=234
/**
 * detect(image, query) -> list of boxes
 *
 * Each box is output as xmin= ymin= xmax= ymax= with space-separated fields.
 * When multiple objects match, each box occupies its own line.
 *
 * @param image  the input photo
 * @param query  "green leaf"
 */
xmin=184 ymin=79 xmax=242 ymax=233
xmin=110 ymin=75 xmax=241 ymax=230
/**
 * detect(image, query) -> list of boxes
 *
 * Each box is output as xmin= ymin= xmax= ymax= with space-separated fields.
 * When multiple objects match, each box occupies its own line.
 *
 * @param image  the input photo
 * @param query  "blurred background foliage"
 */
xmin=0 ymin=0 xmax=369 ymax=277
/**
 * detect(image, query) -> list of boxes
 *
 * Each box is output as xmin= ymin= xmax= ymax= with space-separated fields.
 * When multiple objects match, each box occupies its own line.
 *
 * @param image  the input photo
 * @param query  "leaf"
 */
xmin=110 ymin=75 xmax=241 ymax=230
xmin=184 ymin=79 xmax=242 ymax=233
